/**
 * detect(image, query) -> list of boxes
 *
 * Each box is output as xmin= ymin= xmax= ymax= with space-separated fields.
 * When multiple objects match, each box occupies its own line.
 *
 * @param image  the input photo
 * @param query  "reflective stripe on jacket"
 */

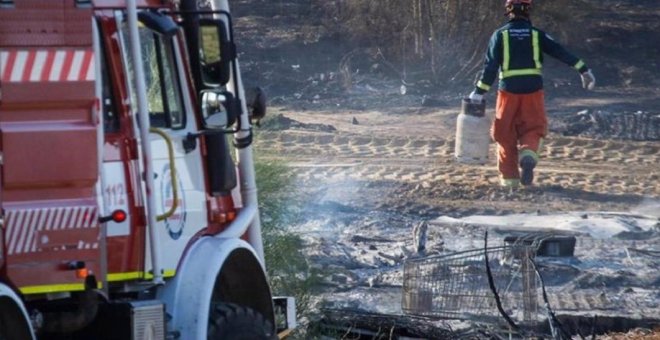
xmin=475 ymin=18 xmax=588 ymax=94
xmin=500 ymin=28 xmax=542 ymax=79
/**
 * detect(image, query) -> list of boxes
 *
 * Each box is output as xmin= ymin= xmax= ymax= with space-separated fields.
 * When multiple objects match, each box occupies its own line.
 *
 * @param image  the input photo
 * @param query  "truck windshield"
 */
xmin=120 ymin=17 xmax=184 ymax=129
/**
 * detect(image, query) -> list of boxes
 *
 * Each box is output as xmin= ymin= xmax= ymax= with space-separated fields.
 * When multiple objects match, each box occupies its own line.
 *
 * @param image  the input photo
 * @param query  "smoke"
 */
xmin=631 ymin=198 xmax=660 ymax=219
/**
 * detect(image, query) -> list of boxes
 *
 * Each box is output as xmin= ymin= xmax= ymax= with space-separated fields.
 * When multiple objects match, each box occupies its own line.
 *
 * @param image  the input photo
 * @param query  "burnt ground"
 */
xmin=231 ymin=0 xmax=660 ymax=338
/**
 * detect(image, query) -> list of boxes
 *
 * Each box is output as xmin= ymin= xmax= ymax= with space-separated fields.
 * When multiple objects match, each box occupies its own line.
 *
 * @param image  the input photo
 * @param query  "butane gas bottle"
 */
xmin=454 ymin=98 xmax=491 ymax=164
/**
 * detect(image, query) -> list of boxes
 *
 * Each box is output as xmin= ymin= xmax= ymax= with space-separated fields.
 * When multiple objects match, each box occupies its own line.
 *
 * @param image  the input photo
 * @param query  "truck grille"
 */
xmin=131 ymin=301 xmax=166 ymax=339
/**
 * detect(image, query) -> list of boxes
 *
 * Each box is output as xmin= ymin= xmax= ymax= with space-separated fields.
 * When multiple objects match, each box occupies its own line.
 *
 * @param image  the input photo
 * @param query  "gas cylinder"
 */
xmin=454 ymin=98 xmax=491 ymax=164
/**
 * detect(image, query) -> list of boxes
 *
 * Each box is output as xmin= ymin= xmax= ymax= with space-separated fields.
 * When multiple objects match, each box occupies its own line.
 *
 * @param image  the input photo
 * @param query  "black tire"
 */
xmin=0 ymin=297 xmax=32 ymax=340
xmin=207 ymin=303 xmax=276 ymax=340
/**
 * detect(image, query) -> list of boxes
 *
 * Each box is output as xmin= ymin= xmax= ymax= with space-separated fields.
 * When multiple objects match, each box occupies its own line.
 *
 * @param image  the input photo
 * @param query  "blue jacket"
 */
xmin=475 ymin=18 xmax=589 ymax=94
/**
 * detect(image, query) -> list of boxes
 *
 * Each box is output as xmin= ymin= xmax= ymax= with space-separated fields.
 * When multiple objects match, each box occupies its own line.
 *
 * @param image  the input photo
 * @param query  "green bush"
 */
xmin=254 ymin=156 xmax=321 ymax=319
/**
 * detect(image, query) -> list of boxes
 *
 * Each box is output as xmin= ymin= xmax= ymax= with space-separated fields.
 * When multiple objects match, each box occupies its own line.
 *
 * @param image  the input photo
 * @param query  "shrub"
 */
xmin=254 ymin=156 xmax=321 ymax=319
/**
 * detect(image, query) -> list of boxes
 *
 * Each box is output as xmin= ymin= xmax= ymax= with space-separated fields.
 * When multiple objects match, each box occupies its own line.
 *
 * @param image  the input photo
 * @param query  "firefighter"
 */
xmin=468 ymin=0 xmax=596 ymax=187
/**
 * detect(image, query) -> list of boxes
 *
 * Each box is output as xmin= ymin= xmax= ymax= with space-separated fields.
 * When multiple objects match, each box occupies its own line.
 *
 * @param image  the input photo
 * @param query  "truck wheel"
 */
xmin=0 ymin=298 xmax=32 ymax=340
xmin=208 ymin=303 xmax=276 ymax=340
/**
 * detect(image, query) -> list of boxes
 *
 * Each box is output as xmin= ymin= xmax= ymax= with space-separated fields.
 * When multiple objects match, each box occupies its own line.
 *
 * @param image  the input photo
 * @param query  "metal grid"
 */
xmin=402 ymin=245 xmax=539 ymax=322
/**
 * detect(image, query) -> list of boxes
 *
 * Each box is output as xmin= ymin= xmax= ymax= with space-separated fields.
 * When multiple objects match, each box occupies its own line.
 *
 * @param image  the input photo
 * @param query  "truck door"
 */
xmin=114 ymin=11 xmax=208 ymax=277
xmin=117 ymin=11 xmax=207 ymax=276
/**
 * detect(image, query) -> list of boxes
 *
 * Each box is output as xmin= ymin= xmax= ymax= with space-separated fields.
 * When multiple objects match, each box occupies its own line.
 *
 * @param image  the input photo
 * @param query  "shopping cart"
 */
xmin=402 ymin=244 xmax=540 ymax=323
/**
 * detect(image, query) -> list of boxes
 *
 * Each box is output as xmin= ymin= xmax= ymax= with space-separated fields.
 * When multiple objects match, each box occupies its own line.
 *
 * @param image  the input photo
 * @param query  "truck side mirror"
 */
xmin=183 ymin=90 xmax=238 ymax=153
xmin=198 ymin=19 xmax=233 ymax=87
xmin=201 ymin=90 xmax=238 ymax=129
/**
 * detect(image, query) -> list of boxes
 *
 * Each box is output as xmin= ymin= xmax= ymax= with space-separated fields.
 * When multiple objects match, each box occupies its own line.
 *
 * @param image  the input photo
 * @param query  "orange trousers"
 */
xmin=491 ymin=90 xmax=547 ymax=180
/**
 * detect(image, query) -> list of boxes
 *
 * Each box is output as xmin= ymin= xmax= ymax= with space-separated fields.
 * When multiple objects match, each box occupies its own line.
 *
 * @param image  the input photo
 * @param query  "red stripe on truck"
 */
xmin=3 ymin=51 xmax=17 ymax=82
xmin=21 ymin=51 xmax=36 ymax=82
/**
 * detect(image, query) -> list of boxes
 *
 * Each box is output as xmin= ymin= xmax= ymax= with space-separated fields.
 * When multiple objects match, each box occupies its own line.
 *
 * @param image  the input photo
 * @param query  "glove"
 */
xmin=581 ymin=69 xmax=596 ymax=90
xmin=468 ymin=91 xmax=483 ymax=103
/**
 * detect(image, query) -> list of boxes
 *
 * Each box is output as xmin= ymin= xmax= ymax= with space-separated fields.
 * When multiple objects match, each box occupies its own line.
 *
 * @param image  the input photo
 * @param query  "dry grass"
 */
xmin=312 ymin=0 xmax=591 ymax=83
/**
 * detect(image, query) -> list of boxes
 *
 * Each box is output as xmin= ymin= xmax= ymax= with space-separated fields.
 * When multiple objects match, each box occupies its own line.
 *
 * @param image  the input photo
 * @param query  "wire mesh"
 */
xmin=402 ymin=245 xmax=539 ymax=323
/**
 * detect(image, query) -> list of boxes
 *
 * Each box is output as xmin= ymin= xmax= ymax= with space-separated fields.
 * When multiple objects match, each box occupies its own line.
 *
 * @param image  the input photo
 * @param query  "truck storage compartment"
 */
xmin=1 ymin=122 xmax=97 ymax=189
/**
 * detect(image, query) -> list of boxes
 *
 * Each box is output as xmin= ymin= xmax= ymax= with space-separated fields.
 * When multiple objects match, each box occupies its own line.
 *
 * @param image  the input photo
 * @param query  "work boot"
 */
xmin=520 ymin=155 xmax=536 ymax=186
xmin=500 ymin=178 xmax=520 ymax=188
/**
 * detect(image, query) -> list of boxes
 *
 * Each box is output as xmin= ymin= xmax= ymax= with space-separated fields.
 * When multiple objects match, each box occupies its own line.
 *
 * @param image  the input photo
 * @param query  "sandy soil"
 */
xmin=257 ymin=104 xmax=659 ymax=215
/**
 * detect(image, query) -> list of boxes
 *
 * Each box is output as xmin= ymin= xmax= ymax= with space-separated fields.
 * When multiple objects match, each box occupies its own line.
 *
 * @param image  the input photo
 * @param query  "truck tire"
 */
xmin=0 ymin=297 xmax=32 ymax=340
xmin=208 ymin=303 xmax=276 ymax=340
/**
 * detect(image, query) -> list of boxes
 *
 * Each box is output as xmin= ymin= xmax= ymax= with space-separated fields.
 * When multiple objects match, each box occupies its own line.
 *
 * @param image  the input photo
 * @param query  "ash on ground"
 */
xmin=552 ymin=110 xmax=660 ymax=141
xmin=259 ymin=113 xmax=336 ymax=132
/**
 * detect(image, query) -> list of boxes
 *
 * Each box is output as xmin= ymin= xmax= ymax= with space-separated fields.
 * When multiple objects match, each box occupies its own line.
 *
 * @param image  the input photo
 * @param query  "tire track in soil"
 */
xmin=255 ymin=129 xmax=660 ymax=211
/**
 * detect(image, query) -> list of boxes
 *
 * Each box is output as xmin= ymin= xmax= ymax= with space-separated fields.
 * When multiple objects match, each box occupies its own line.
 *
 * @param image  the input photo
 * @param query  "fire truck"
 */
xmin=0 ymin=0 xmax=295 ymax=338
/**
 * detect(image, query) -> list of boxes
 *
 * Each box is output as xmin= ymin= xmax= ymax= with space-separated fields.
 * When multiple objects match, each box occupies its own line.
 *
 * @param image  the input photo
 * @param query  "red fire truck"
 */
xmin=0 ymin=0 xmax=295 ymax=338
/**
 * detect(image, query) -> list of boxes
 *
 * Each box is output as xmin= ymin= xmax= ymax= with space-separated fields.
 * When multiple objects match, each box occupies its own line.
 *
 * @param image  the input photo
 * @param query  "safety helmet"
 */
xmin=505 ymin=0 xmax=532 ymax=17
xmin=505 ymin=0 xmax=532 ymax=5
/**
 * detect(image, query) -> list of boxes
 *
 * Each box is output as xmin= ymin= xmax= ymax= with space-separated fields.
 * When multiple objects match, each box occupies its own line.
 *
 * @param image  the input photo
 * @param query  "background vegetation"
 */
xmin=311 ymin=0 xmax=592 ymax=85
xmin=253 ymin=154 xmax=321 ymax=329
